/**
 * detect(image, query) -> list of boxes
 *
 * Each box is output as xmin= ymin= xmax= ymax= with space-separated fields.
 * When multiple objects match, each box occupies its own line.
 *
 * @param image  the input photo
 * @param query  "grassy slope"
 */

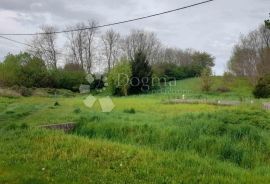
xmin=149 ymin=77 xmax=254 ymax=100
xmin=1 ymin=77 xmax=270 ymax=183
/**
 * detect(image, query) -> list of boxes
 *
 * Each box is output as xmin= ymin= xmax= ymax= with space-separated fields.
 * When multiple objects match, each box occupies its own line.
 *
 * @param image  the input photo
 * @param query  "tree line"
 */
xmin=227 ymin=18 xmax=270 ymax=98
xmin=0 ymin=20 xmax=215 ymax=95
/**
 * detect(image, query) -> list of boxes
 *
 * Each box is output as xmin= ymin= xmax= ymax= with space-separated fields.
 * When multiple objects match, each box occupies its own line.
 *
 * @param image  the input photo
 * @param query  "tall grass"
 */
xmin=74 ymin=109 xmax=270 ymax=169
xmin=1 ymin=128 xmax=270 ymax=184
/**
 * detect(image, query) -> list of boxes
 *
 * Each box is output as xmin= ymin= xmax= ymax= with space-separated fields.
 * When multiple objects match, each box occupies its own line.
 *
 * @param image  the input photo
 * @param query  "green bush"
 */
xmin=73 ymin=108 xmax=81 ymax=114
xmin=201 ymin=67 xmax=213 ymax=92
xmin=54 ymin=101 xmax=60 ymax=106
xmin=123 ymin=108 xmax=136 ymax=114
xmin=108 ymin=58 xmax=131 ymax=96
xmin=47 ymin=69 xmax=86 ymax=92
xmin=152 ymin=63 xmax=208 ymax=83
xmin=0 ymin=53 xmax=22 ymax=86
xmin=0 ymin=52 xmax=87 ymax=92
xmin=0 ymin=52 xmax=49 ymax=88
xmin=253 ymin=74 xmax=270 ymax=98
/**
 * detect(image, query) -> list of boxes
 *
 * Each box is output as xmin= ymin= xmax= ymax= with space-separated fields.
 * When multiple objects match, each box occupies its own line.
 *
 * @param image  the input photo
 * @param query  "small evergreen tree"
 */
xmin=129 ymin=51 xmax=152 ymax=94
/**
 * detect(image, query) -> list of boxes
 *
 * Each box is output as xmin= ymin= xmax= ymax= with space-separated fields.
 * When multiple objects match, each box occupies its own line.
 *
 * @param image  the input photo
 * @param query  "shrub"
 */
xmin=0 ymin=52 xmax=88 ymax=91
xmin=123 ymin=108 xmax=136 ymax=114
xmin=17 ymin=56 xmax=48 ymax=88
xmin=0 ymin=52 xmax=49 ymax=88
xmin=20 ymin=123 xmax=29 ymax=129
xmin=5 ymin=123 xmax=18 ymax=130
xmin=201 ymin=67 xmax=213 ymax=92
xmin=152 ymin=61 xmax=212 ymax=83
xmin=0 ymin=54 xmax=21 ymax=86
xmin=73 ymin=108 xmax=81 ymax=114
xmin=108 ymin=58 xmax=131 ymax=96
xmin=253 ymin=74 xmax=270 ymax=98
xmin=54 ymin=101 xmax=60 ymax=106
xmin=89 ymin=74 xmax=106 ymax=92
xmin=48 ymin=69 xmax=87 ymax=92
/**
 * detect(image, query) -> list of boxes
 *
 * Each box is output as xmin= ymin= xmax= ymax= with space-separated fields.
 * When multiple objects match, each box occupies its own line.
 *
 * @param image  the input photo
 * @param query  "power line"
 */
xmin=0 ymin=0 xmax=214 ymax=36
xmin=0 ymin=35 xmax=70 ymax=57
xmin=0 ymin=35 xmax=32 ymax=47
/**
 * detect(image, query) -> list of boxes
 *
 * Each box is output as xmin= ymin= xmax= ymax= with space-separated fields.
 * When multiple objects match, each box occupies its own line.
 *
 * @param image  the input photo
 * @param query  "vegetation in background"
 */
xmin=201 ymin=67 xmax=213 ymax=92
xmin=253 ymin=74 xmax=270 ymax=98
xmin=265 ymin=18 xmax=270 ymax=29
xmin=129 ymin=51 xmax=153 ymax=94
xmin=0 ymin=52 xmax=87 ymax=92
xmin=152 ymin=51 xmax=215 ymax=82
xmin=228 ymin=23 xmax=270 ymax=85
xmin=108 ymin=58 xmax=131 ymax=96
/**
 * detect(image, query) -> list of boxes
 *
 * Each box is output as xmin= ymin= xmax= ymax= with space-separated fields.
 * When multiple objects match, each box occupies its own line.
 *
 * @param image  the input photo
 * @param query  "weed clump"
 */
xmin=124 ymin=108 xmax=136 ymax=114
xmin=20 ymin=123 xmax=29 ymax=129
xmin=54 ymin=101 xmax=60 ymax=106
xmin=5 ymin=123 xmax=18 ymax=130
xmin=73 ymin=108 xmax=81 ymax=114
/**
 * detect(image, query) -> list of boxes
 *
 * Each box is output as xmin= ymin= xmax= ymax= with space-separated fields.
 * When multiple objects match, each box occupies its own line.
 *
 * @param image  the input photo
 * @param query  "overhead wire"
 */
xmin=0 ymin=0 xmax=214 ymax=36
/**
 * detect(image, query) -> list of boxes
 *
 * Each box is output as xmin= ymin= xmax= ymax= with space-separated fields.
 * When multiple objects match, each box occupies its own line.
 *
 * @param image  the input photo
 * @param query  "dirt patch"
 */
xmin=38 ymin=122 xmax=76 ymax=132
xmin=164 ymin=99 xmax=241 ymax=106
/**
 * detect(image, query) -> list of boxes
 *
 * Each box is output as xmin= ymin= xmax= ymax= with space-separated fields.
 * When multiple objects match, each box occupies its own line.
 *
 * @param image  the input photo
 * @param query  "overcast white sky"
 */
xmin=0 ymin=0 xmax=269 ymax=75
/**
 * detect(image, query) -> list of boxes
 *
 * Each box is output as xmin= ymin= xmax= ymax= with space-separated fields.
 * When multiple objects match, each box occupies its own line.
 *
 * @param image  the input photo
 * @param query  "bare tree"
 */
xmin=156 ymin=47 xmax=194 ymax=66
xmin=123 ymin=30 xmax=161 ymax=64
xmin=65 ymin=23 xmax=89 ymax=69
xmin=65 ymin=20 xmax=98 ymax=73
xmin=29 ymin=25 xmax=58 ymax=69
xmin=85 ymin=20 xmax=98 ymax=73
xmin=101 ymin=29 xmax=120 ymax=71
xmin=228 ymin=24 xmax=270 ymax=84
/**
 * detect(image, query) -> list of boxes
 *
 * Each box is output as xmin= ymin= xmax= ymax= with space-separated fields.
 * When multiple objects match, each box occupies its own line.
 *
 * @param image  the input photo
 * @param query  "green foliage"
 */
xmin=265 ymin=19 xmax=270 ymax=29
xmin=152 ymin=52 xmax=214 ymax=84
xmin=129 ymin=51 xmax=153 ymax=94
xmin=54 ymin=101 xmax=60 ymax=106
xmin=0 ymin=53 xmax=24 ymax=86
xmin=201 ymin=67 xmax=213 ymax=92
xmin=108 ymin=58 xmax=131 ymax=96
xmin=223 ymin=72 xmax=235 ymax=85
xmin=191 ymin=51 xmax=215 ymax=74
xmin=153 ymin=63 xmax=200 ymax=81
xmin=73 ymin=108 xmax=81 ymax=114
xmin=0 ymin=53 xmax=49 ymax=88
xmin=123 ymin=108 xmax=136 ymax=114
xmin=0 ymin=53 xmax=87 ymax=92
xmin=253 ymin=74 xmax=270 ymax=98
xmin=17 ymin=55 xmax=48 ymax=88
xmin=49 ymin=69 xmax=86 ymax=92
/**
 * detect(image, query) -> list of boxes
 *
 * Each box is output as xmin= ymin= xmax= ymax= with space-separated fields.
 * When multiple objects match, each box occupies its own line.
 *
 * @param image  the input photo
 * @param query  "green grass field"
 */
xmin=1 ymin=77 xmax=270 ymax=183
